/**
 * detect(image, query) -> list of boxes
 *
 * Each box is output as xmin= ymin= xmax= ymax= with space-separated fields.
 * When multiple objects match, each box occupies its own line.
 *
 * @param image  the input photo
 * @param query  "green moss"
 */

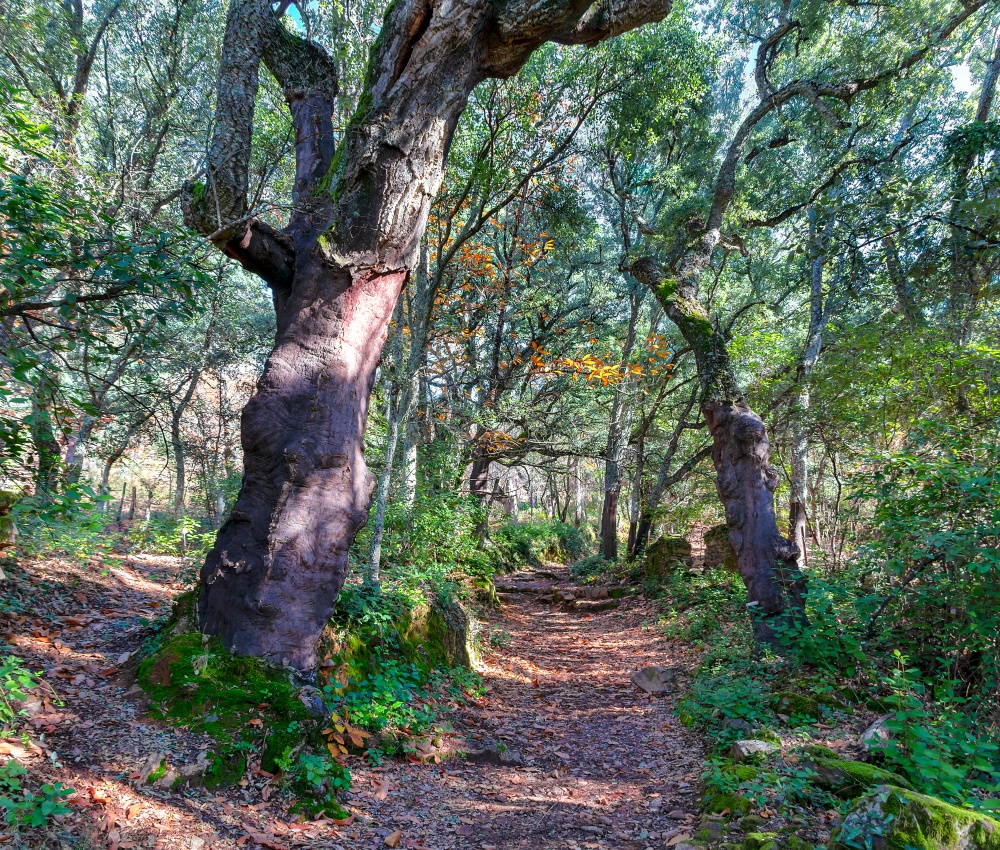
xmin=801 ymin=744 xmax=838 ymax=760
xmin=771 ymin=692 xmax=820 ymax=720
xmin=137 ymin=616 xmax=317 ymax=783
xmin=146 ymin=759 xmax=167 ymax=783
xmin=719 ymin=762 xmax=761 ymax=782
xmin=739 ymin=816 xmax=766 ymax=832
xmin=705 ymin=791 xmax=752 ymax=816
xmin=204 ymin=750 xmax=248 ymax=790
xmin=755 ymin=729 xmax=781 ymax=745
xmin=811 ymin=757 xmax=913 ymax=799
xmin=832 ymin=785 xmax=1000 ymax=850
xmin=781 ymin=835 xmax=812 ymax=850
xmin=744 ymin=833 xmax=779 ymax=850
xmin=190 ymin=181 xmax=206 ymax=200
xmin=0 ymin=491 xmax=19 ymax=511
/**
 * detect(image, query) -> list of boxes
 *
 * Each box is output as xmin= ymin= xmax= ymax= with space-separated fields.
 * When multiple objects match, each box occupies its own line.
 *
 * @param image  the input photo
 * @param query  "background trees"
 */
xmin=1 ymin=0 xmax=998 ymax=710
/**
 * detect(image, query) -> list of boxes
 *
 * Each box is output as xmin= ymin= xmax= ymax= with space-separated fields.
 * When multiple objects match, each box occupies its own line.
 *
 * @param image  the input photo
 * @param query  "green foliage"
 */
xmin=869 ymin=654 xmax=1000 ymax=807
xmin=0 ymin=657 xmax=40 ymax=735
xmin=285 ymin=751 xmax=350 ymax=819
xmin=0 ymin=760 xmax=72 ymax=829
xmin=492 ymin=519 xmax=585 ymax=569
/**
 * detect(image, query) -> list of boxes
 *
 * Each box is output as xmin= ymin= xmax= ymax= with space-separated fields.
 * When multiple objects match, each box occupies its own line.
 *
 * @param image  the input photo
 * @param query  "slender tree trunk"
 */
xmin=788 ymin=209 xmax=833 ymax=565
xmin=30 ymin=370 xmax=62 ymax=492
xmin=400 ymin=414 xmax=419 ymax=509
xmin=600 ymin=293 xmax=642 ymax=560
xmin=171 ymin=372 xmax=201 ymax=521
xmin=571 ymin=457 xmax=584 ymax=528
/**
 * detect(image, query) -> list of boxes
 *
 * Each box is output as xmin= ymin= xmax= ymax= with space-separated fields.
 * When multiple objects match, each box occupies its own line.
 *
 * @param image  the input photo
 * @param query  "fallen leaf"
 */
xmin=384 ymin=829 xmax=402 ymax=847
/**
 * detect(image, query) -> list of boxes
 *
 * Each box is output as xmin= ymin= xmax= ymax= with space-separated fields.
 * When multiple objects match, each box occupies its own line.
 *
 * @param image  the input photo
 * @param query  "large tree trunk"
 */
xmin=186 ymin=0 xmax=672 ymax=668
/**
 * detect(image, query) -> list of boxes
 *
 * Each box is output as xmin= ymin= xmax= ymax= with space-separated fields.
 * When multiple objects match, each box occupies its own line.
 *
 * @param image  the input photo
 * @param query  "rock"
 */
xmin=702 ymin=524 xmax=737 ymax=571
xmin=570 ymin=598 xmax=620 ymax=613
xmin=722 ymin=718 xmax=754 ymax=735
xmin=645 ymin=536 xmax=693 ymax=579
xmin=668 ymin=810 xmax=688 ymax=819
xmin=862 ymin=715 xmax=893 ymax=750
xmin=730 ymin=740 xmax=779 ymax=763
xmin=809 ymin=756 xmax=913 ymax=799
xmin=743 ymin=833 xmax=779 ymax=850
xmin=555 ymin=590 xmax=576 ymax=602
xmin=770 ymin=691 xmax=820 ymax=720
xmin=831 ymin=785 xmax=1000 ymax=850
xmin=697 ymin=820 xmax=727 ymax=843
xmin=296 ymin=685 xmax=326 ymax=717
xmin=426 ymin=598 xmax=479 ymax=668
xmin=630 ymin=665 xmax=676 ymax=695
xmin=466 ymin=740 xmax=525 ymax=766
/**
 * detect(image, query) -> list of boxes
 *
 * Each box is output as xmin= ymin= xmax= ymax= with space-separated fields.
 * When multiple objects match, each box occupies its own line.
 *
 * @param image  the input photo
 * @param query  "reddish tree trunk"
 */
xmin=185 ymin=0 xmax=673 ymax=668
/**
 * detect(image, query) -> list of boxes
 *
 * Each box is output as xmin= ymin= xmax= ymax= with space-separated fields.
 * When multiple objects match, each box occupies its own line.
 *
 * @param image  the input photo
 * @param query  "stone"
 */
xmin=466 ymin=740 xmax=525 ymax=766
xmin=703 ymin=524 xmax=737 ymax=571
xmin=630 ymin=665 xmax=676 ymax=695
xmin=831 ymin=785 xmax=1000 ymax=850
xmin=730 ymin=740 xmax=779 ymax=763
xmin=645 ymin=536 xmax=693 ymax=579
xmin=722 ymin=718 xmax=754 ymax=735
xmin=770 ymin=691 xmax=820 ymax=720
xmin=862 ymin=715 xmax=893 ymax=750
xmin=570 ymin=598 xmax=620 ymax=613
xmin=809 ymin=756 xmax=913 ymax=799
xmin=744 ymin=833 xmax=779 ymax=850
xmin=555 ymin=590 xmax=576 ymax=602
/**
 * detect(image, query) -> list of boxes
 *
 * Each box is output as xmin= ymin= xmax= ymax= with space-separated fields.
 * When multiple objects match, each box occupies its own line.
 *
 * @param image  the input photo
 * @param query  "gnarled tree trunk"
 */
xmin=630 ymin=257 xmax=806 ymax=645
xmin=185 ymin=0 xmax=673 ymax=668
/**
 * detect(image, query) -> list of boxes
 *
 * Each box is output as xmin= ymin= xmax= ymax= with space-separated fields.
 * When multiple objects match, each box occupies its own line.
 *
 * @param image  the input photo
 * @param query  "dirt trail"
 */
xmin=2 ymin=557 xmax=705 ymax=849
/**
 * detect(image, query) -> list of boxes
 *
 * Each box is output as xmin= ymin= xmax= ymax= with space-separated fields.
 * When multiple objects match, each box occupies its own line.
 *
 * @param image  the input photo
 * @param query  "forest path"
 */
xmin=2 ymin=555 xmax=705 ymax=850
xmin=341 ymin=563 xmax=707 ymax=849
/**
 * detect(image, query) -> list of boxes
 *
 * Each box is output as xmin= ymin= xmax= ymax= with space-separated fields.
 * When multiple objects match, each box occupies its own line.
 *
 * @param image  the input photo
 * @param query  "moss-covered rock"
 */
xmin=801 ymin=743 xmax=838 ymax=760
xmin=646 ymin=536 xmax=693 ymax=579
xmin=744 ymin=832 xmax=780 ymax=850
xmin=831 ymin=785 xmax=1000 ymax=850
xmin=809 ymin=757 xmax=913 ymax=799
xmin=703 ymin=525 xmax=737 ymax=571
xmin=755 ymin=729 xmax=781 ymax=745
xmin=781 ymin=835 xmax=812 ymax=850
xmin=705 ymin=790 xmax=752 ymax=816
xmin=0 ymin=491 xmax=19 ymax=552
xmin=771 ymin=691 xmax=820 ymax=720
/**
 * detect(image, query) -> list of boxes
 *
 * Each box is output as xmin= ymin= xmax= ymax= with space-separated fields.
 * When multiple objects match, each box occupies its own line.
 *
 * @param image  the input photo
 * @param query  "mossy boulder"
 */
xmin=801 ymin=743 xmax=839 ymax=760
xmin=0 ymin=491 xmax=18 ymax=552
xmin=646 ymin=536 xmax=693 ymax=579
xmin=705 ymin=790 xmax=752 ymax=816
xmin=703 ymin=524 xmax=737 ymax=571
xmin=809 ymin=757 xmax=913 ymax=799
xmin=831 ymin=785 xmax=1000 ymax=850
xmin=744 ymin=833 xmax=780 ymax=850
xmin=771 ymin=691 xmax=820 ymax=720
xmin=401 ymin=598 xmax=478 ymax=669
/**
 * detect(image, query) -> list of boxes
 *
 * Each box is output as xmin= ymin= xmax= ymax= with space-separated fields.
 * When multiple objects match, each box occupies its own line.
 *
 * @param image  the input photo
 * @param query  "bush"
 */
xmin=492 ymin=519 xmax=586 ymax=568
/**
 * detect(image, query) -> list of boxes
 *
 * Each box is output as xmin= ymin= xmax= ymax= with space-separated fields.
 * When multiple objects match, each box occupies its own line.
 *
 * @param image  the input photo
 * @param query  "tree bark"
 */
xmin=171 ymin=371 xmax=201 ymax=521
xmin=185 ymin=0 xmax=673 ymax=668
xmin=630 ymin=257 xmax=806 ymax=645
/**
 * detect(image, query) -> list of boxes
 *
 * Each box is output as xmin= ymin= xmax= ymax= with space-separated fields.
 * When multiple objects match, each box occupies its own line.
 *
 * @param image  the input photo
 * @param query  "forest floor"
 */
xmin=1 ymin=553 xmax=709 ymax=850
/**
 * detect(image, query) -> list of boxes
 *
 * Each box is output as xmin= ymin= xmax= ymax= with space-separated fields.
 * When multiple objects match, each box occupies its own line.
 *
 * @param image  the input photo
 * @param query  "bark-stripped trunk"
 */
xmin=184 ymin=0 xmax=672 ymax=667
xmin=631 ymin=256 xmax=806 ymax=645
